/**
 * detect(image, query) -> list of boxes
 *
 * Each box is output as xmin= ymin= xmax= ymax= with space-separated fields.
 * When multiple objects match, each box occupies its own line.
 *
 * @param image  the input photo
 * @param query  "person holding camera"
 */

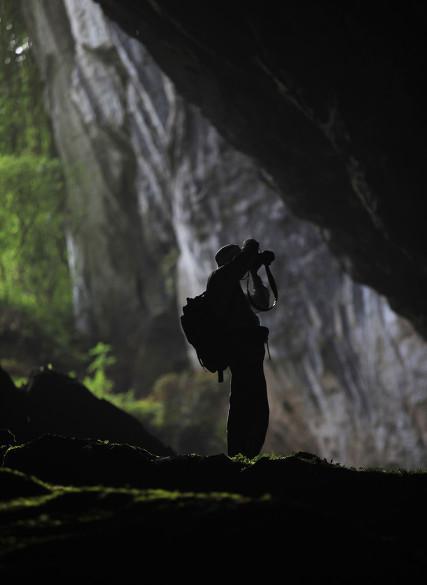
xmin=206 ymin=238 xmax=275 ymax=458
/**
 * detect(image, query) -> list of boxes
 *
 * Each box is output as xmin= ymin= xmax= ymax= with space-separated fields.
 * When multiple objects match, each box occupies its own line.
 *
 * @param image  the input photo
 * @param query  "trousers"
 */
xmin=226 ymin=328 xmax=269 ymax=458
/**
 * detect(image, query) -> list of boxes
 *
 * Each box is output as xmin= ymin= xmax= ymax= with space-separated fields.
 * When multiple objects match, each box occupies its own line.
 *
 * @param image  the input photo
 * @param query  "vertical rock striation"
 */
xmin=23 ymin=0 xmax=187 ymax=392
xmin=24 ymin=0 xmax=427 ymax=468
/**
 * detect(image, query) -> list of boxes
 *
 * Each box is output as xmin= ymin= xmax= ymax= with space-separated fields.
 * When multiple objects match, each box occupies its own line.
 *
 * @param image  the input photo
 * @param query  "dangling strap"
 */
xmin=265 ymin=265 xmax=278 ymax=304
xmin=247 ymin=264 xmax=278 ymax=312
xmin=266 ymin=338 xmax=271 ymax=361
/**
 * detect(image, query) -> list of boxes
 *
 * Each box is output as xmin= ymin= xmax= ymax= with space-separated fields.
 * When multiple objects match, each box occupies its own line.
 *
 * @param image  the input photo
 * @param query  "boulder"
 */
xmin=0 ymin=367 xmax=174 ymax=456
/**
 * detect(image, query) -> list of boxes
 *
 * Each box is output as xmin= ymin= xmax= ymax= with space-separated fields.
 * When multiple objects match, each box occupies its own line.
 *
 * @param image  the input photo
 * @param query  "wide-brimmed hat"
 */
xmin=214 ymin=244 xmax=241 ymax=267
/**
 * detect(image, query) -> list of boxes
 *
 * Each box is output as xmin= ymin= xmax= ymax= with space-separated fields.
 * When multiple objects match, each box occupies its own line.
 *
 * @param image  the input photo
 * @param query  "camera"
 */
xmin=250 ymin=250 xmax=275 ymax=272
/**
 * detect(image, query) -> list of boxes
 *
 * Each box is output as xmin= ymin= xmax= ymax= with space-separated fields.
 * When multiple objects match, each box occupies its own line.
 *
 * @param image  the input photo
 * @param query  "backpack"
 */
xmin=180 ymin=292 xmax=229 ymax=382
xmin=181 ymin=264 xmax=279 ymax=382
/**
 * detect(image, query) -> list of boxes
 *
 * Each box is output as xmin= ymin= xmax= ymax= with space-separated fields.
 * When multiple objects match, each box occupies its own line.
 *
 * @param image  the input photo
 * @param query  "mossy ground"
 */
xmin=1 ymin=441 xmax=427 ymax=583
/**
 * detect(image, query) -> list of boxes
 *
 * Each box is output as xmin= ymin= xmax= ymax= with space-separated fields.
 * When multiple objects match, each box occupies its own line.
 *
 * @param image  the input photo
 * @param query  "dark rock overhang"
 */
xmin=95 ymin=1 xmax=427 ymax=338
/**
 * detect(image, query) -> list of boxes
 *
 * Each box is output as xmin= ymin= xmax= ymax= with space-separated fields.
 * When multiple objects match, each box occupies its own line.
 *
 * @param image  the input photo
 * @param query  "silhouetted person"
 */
xmin=206 ymin=238 xmax=275 ymax=458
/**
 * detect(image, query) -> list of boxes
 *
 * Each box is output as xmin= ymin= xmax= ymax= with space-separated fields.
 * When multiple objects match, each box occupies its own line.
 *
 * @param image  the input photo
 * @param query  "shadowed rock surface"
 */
xmin=95 ymin=1 xmax=427 ymax=340
xmin=0 ymin=436 xmax=426 ymax=583
xmin=0 ymin=467 xmax=49 ymax=500
xmin=0 ymin=367 xmax=173 ymax=456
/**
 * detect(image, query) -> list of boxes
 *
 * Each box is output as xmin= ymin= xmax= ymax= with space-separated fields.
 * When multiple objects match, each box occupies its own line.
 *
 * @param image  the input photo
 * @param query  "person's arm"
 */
xmin=249 ymin=269 xmax=270 ymax=310
xmin=221 ymin=239 xmax=260 ymax=282
xmin=248 ymin=250 xmax=275 ymax=310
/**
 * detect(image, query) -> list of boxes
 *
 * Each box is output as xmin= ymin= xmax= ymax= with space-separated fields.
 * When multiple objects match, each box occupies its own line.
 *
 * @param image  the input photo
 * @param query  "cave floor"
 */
xmin=1 ymin=437 xmax=426 ymax=583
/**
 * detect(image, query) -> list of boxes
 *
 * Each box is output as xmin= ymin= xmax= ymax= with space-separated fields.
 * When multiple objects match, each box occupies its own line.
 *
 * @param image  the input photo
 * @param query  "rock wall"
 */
xmin=172 ymin=114 xmax=427 ymax=467
xmin=23 ymin=0 xmax=187 ymax=392
xmin=24 ymin=0 xmax=427 ymax=468
xmin=95 ymin=1 xmax=427 ymax=343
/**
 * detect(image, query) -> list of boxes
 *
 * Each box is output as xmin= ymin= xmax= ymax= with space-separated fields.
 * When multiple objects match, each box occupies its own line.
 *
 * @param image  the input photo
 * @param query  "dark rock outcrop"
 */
xmin=0 ymin=430 xmax=15 ymax=463
xmin=96 ymin=1 xmax=427 ymax=340
xmin=3 ymin=434 xmax=244 ymax=489
xmin=3 ymin=434 xmax=156 ymax=486
xmin=0 ymin=430 xmax=15 ymax=447
xmin=0 ymin=467 xmax=49 ymax=500
xmin=0 ymin=366 xmax=173 ymax=456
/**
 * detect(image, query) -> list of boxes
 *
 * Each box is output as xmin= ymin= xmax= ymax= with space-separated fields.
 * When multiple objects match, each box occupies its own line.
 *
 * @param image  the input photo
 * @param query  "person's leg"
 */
xmin=227 ymin=365 xmax=248 ymax=457
xmin=227 ymin=344 xmax=269 ymax=458
xmin=244 ymin=361 xmax=269 ymax=458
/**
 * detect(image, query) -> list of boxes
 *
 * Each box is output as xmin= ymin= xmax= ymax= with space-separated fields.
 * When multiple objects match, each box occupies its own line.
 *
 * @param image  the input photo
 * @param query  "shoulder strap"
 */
xmin=247 ymin=264 xmax=278 ymax=312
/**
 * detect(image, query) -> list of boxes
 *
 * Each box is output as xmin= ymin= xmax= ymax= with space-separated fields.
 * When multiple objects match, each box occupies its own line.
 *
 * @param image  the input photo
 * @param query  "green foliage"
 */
xmin=83 ymin=342 xmax=117 ymax=397
xmin=81 ymin=342 xmax=227 ymax=454
xmin=231 ymin=453 xmax=266 ymax=465
xmin=0 ymin=1 xmax=54 ymax=156
xmin=82 ymin=342 xmax=164 ymax=429
xmin=11 ymin=375 xmax=27 ymax=388
xmin=0 ymin=2 xmax=74 ymax=365
xmin=113 ymin=395 xmax=164 ymax=430
xmin=0 ymin=155 xmax=71 ymax=339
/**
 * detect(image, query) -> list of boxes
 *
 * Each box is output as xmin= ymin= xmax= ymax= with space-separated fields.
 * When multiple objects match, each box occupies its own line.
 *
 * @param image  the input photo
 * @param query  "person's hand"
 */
xmin=243 ymin=238 xmax=259 ymax=252
xmin=261 ymin=250 xmax=275 ymax=266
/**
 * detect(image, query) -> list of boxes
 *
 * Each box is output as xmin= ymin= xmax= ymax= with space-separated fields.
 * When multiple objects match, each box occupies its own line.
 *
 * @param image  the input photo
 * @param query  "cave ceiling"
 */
xmin=95 ymin=0 xmax=427 ymax=338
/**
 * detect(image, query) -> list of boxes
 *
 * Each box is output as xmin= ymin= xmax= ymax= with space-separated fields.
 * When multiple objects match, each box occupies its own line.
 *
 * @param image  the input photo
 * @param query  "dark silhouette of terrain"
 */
xmin=1 ymin=365 xmax=426 ymax=583
xmin=0 ymin=366 xmax=173 ymax=456
xmin=1 ymin=435 xmax=426 ymax=583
